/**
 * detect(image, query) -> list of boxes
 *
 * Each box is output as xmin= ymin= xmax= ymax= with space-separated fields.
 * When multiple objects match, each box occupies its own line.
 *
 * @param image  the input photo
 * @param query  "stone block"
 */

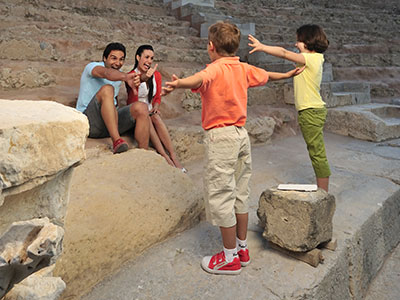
xmin=245 ymin=116 xmax=276 ymax=144
xmin=257 ymin=187 xmax=336 ymax=252
xmin=326 ymin=103 xmax=400 ymax=142
xmin=171 ymin=0 xmax=214 ymax=10
xmin=0 ymin=99 xmax=88 ymax=193
xmin=0 ymin=218 xmax=65 ymax=298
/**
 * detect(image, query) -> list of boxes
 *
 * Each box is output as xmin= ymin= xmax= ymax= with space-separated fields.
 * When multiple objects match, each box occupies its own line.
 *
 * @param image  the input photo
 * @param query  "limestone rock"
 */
xmin=257 ymin=187 xmax=336 ymax=252
xmin=4 ymin=265 xmax=65 ymax=300
xmin=0 ymin=99 xmax=88 ymax=191
xmin=53 ymin=149 xmax=203 ymax=299
xmin=245 ymin=116 xmax=276 ymax=144
xmin=0 ymin=218 xmax=64 ymax=298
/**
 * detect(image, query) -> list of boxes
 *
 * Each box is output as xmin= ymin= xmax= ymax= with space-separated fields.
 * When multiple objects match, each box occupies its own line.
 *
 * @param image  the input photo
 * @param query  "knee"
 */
xmin=96 ymin=85 xmax=115 ymax=103
xmin=150 ymin=114 xmax=162 ymax=125
xmin=130 ymin=102 xmax=149 ymax=118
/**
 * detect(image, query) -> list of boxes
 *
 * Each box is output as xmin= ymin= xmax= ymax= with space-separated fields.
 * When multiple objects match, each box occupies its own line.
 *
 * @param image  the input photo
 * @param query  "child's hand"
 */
xmin=162 ymin=74 xmax=179 ymax=96
xmin=287 ymin=66 xmax=306 ymax=78
xmin=248 ymin=34 xmax=263 ymax=54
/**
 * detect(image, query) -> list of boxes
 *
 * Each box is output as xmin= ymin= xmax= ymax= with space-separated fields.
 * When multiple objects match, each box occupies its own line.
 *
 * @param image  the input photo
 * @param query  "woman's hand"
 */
xmin=149 ymin=102 xmax=160 ymax=116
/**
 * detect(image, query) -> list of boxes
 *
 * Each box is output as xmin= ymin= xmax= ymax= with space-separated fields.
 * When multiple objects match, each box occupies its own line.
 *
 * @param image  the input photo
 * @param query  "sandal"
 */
xmin=113 ymin=138 xmax=128 ymax=154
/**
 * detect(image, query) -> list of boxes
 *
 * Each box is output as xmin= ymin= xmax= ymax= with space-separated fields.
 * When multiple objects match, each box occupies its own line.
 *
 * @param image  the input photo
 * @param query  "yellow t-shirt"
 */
xmin=293 ymin=52 xmax=326 ymax=111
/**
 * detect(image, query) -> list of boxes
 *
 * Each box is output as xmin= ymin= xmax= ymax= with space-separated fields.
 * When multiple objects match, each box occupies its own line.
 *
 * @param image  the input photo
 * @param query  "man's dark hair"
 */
xmin=103 ymin=42 xmax=126 ymax=59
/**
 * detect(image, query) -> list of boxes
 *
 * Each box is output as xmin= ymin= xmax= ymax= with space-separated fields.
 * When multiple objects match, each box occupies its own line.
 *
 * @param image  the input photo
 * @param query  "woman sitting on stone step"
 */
xmin=126 ymin=44 xmax=186 ymax=172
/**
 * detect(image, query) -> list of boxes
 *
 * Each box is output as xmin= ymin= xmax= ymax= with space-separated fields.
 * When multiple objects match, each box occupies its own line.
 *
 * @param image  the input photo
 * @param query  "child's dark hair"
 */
xmin=296 ymin=24 xmax=329 ymax=53
xmin=103 ymin=42 xmax=126 ymax=59
xmin=208 ymin=21 xmax=240 ymax=56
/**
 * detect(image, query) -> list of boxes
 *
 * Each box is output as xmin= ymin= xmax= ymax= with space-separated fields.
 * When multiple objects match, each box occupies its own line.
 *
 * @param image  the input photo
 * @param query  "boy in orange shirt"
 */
xmin=162 ymin=21 xmax=303 ymax=275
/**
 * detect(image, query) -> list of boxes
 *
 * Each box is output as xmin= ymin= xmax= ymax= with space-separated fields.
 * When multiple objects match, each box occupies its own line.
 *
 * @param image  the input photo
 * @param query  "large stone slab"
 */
xmin=0 ymin=99 xmax=88 ymax=196
xmin=53 ymin=149 xmax=204 ymax=299
xmin=257 ymin=187 xmax=336 ymax=252
xmin=326 ymin=103 xmax=400 ymax=142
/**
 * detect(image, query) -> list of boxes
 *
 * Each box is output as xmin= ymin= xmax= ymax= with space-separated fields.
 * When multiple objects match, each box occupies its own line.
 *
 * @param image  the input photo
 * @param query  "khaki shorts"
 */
xmin=298 ymin=107 xmax=331 ymax=178
xmin=203 ymin=126 xmax=252 ymax=228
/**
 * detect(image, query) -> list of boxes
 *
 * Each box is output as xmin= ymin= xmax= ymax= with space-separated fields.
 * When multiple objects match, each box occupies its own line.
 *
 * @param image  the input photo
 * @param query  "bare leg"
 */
xmin=96 ymin=85 xmax=120 ymax=143
xmin=130 ymin=102 xmax=150 ymax=149
xmin=151 ymin=114 xmax=183 ymax=169
xmin=149 ymin=119 xmax=174 ymax=166
xmin=235 ymin=213 xmax=248 ymax=241
xmin=317 ymin=177 xmax=329 ymax=192
xmin=220 ymin=225 xmax=237 ymax=250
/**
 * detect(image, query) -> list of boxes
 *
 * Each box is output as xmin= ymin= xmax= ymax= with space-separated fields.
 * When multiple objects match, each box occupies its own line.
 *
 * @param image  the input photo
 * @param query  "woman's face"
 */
xmin=136 ymin=49 xmax=154 ymax=73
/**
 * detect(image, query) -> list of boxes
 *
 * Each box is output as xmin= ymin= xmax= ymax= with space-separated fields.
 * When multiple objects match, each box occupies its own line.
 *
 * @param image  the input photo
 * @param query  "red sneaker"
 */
xmin=113 ymin=138 xmax=128 ymax=154
xmin=238 ymin=248 xmax=251 ymax=267
xmin=201 ymin=251 xmax=241 ymax=275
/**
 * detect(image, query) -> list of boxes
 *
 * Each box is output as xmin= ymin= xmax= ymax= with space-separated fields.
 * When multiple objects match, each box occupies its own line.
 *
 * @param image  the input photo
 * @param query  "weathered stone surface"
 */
xmin=4 ymin=265 xmax=66 ymax=300
xmin=0 ymin=218 xmax=65 ymax=298
xmin=245 ymin=116 xmax=276 ymax=144
xmin=326 ymin=103 xmax=400 ymax=142
xmin=168 ymin=124 xmax=205 ymax=162
xmin=0 ymin=99 xmax=88 ymax=192
xmin=257 ymin=187 xmax=336 ymax=252
xmin=53 ymin=149 xmax=203 ymax=299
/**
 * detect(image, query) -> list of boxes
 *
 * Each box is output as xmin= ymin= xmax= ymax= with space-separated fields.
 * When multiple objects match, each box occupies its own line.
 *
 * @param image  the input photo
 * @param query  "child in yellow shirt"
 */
xmin=249 ymin=24 xmax=331 ymax=192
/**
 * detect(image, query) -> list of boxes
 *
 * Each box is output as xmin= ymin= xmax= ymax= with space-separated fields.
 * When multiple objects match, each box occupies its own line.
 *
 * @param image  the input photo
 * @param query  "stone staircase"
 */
xmin=165 ymin=0 xmax=400 ymax=143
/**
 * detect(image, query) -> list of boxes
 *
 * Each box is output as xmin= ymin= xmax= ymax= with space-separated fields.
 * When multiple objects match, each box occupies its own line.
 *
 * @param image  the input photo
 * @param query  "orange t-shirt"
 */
xmin=192 ymin=56 xmax=269 ymax=130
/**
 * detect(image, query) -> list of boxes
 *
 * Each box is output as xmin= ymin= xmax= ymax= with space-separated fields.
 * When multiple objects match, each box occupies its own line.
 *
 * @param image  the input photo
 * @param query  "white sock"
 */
xmin=236 ymin=237 xmax=248 ymax=250
xmin=223 ymin=247 xmax=238 ymax=263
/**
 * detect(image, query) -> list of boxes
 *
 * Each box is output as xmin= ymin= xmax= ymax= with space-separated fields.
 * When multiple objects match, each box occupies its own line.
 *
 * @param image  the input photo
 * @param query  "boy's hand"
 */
xmin=161 ymin=74 xmax=179 ymax=96
xmin=287 ymin=66 xmax=306 ymax=78
xmin=248 ymin=34 xmax=263 ymax=54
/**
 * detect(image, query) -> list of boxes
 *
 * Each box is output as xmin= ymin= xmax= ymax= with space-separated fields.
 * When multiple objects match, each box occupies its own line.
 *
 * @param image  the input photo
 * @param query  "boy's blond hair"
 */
xmin=208 ymin=21 xmax=241 ymax=56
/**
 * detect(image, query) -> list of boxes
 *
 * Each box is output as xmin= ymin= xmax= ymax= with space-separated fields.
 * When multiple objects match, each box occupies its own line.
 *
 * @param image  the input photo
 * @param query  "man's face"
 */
xmin=103 ymin=50 xmax=125 ymax=70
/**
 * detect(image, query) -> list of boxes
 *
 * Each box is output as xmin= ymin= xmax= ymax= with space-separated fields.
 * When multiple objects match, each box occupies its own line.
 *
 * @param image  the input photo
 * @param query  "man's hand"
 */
xmin=126 ymin=73 xmax=140 ymax=95
xmin=161 ymin=74 xmax=180 ymax=96
xmin=248 ymin=34 xmax=264 ymax=54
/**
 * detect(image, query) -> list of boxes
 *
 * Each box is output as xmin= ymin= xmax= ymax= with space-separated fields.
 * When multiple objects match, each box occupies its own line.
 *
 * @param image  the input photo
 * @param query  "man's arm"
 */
xmin=92 ymin=66 xmax=140 ymax=90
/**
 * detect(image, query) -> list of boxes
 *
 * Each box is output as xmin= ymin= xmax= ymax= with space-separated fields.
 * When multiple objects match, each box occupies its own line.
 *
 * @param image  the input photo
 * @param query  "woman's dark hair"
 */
xmin=134 ymin=45 xmax=155 ymax=103
xmin=296 ymin=24 xmax=329 ymax=53
xmin=103 ymin=42 xmax=126 ymax=60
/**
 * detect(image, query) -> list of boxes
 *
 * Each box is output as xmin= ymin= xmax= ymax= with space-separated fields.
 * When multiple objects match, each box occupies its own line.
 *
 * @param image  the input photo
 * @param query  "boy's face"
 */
xmin=103 ymin=50 xmax=125 ymax=70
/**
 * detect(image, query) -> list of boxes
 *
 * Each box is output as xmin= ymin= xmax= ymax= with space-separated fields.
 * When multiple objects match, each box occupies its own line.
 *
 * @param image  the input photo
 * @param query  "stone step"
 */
xmin=326 ymin=103 xmax=400 ymax=142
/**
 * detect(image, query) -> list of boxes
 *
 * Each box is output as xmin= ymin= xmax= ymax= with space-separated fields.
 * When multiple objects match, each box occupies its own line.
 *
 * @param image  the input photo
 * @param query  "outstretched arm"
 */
xmin=248 ymin=34 xmax=306 ymax=65
xmin=268 ymin=66 xmax=305 ymax=81
xmin=162 ymin=74 xmax=203 ymax=96
xmin=92 ymin=66 xmax=140 ymax=91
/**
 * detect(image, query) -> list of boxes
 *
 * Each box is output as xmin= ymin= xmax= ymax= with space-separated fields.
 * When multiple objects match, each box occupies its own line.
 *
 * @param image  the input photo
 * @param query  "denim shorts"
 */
xmin=83 ymin=95 xmax=135 ymax=138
